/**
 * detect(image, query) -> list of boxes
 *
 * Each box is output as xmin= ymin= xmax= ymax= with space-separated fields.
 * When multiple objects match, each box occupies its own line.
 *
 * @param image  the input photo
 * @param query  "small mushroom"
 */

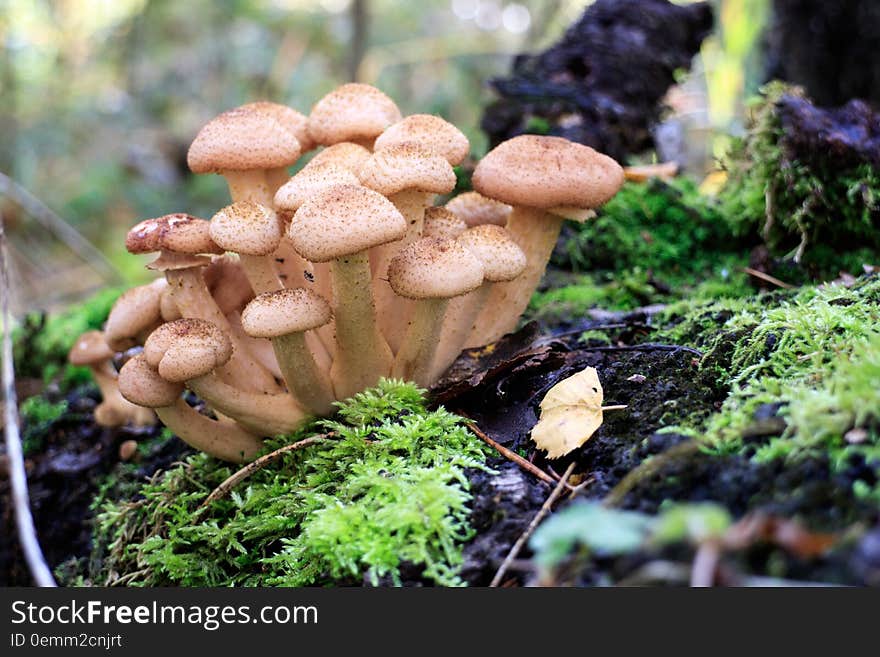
xmin=422 ymin=207 xmax=468 ymax=239
xmin=387 ymin=237 xmax=484 ymax=387
xmin=302 ymin=142 xmax=372 ymax=174
xmin=118 ymin=354 xmax=264 ymax=463
xmin=143 ymin=319 xmax=308 ymax=436
xmin=469 ymin=135 xmax=624 ymax=345
xmin=373 ymin=114 xmax=469 ymax=167
xmin=103 ymin=279 xmax=166 ymax=352
xmin=307 ymin=83 xmax=402 ymax=150
xmin=289 ymin=184 xmax=407 ymax=399
xmin=241 ymin=288 xmax=336 ymax=415
xmin=444 ymin=191 xmax=511 ymax=228
xmin=241 ymin=101 xmax=315 ymax=191
xmin=209 ymin=201 xmax=284 ymax=294
xmin=69 ymin=330 xmax=155 ymax=427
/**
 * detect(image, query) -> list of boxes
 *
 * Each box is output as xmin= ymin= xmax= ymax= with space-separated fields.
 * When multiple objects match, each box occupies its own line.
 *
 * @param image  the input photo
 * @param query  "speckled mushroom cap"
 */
xmin=307 ymin=83 xmax=402 ymax=146
xmin=358 ymin=142 xmax=456 ymax=196
xmin=241 ymin=288 xmax=332 ymax=338
xmin=445 ymin=191 xmax=511 ymax=227
xmin=103 ymin=279 xmax=166 ymax=351
xmin=68 ymin=330 xmax=114 ymax=366
xmin=210 ymin=202 xmax=282 ymax=256
xmin=422 ymin=207 xmax=467 ymax=239
xmin=243 ymin=101 xmax=315 ymax=152
xmin=289 ymin=184 xmax=407 ymax=263
xmin=126 ymin=214 xmax=222 ymax=256
xmin=274 ymin=162 xmax=360 ymax=213
xmin=118 ymin=354 xmax=184 ymax=408
xmin=373 ymin=114 xmax=470 ymax=165
xmin=187 ymin=105 xmax=302 ymax=174
xmin=387 ymin=237 xmax=484 ymax=299
xmin=143 ymin=319 xmax=232 ymax=383
xmin=456 ymin=225 xmax=527 ymax=282
xmin=303 ymin=142 xmax=371 ymax=174
xmin=471 ymin=135 xmax=624 ymax=210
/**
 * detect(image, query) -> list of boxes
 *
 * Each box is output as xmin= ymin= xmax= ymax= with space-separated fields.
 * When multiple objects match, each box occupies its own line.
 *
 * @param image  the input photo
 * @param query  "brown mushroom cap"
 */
xmin=125 ymin=214 xmax=222 ymax=256
xmin=373 ymin=114 xmax=470 ymax=165
xmin=307 ymin=83 xmax=402 ymax=146
xmin=303 ymin=142 xmax=371 ymax=174
xmin=445 ymin=191 xmax=512 ymax=227
xmin=203 ymin=255 xmax=254 ymax=315
xmin=68 ymin=330 xmax=114 ymax=366
xmin=289 ymin=184 xmax=407 ymax=262
xmin=118 ymin=354 xmax=184 ymax=408
xmin=210 ymin=201 xmax=282 ymax=256
xmin=387 ymin=237 xmax=484 ymax=299
xmin=103 ymin=279 xmax=165 ymax=351
xmin=358 ymin=142 xmax=456 ymax=197
xmin=471 ymin=135 xmax=624 ymax=210
xmin=422 ymin=206 xmax=468 ymax=239
xmin=241 ymin=288 xmax=332 ymax=338
xmin=456 ymin=225 xmax=527 ymax=282
xmin=187 ymin=105 xmax=302 ymax=173
xmin=273 ymin=161 xmax=360 ymax=213
xmin=143 ymin=319 xmax=233 ymax=382
xmin=243 ymin=101 xmax=314 ymax=152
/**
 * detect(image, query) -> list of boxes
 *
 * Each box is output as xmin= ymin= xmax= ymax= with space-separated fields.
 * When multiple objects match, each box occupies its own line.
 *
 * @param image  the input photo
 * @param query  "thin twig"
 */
xmin=741 ymin=266 xmax=794 ymax=290
xmin=461 ymin=418 xmax=557 ymax=486
xmin=199 ymin=434 xmax=333 ymax=510
xmin=490 ymin=461 xmax=577 ymax=587
xmin=601 ymin=404 xmax=628 ymax=412
xmin=0 ymin=210 xmax=56 ymax=586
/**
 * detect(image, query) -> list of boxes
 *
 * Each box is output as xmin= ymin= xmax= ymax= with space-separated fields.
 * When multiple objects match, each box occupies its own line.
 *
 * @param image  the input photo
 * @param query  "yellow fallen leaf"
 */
xmin=531 ymin=367 xmax=604 ymax=459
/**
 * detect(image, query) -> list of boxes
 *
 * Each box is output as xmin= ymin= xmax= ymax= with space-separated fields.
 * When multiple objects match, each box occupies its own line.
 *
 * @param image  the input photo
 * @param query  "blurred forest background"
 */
xmin=0 ymin=0 xmax=839 ymax=310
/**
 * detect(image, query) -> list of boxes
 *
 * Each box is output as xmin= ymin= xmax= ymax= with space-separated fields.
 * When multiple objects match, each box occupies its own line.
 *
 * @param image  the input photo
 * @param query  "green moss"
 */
xmin=719 ymin=81 xmax=880 ymax=279
xmin=12 ymin=287 xmax=123 ymax=387
xmin=88 ymin=380 xmax=491 ymax=587
xmin=18 ymin=397 xmax=68 ymax=455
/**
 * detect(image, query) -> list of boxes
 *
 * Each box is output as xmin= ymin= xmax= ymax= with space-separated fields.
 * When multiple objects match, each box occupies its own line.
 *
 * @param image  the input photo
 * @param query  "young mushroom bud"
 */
xmin=289 ymin=184 xmax=407 ymax=399
xmin=388 ymin=237 xmax=484 ymax=387
xmin=68 ymin=331 xmax=155 ymax=427
xmin=144 ymin=319 xmax=308 ymax=436
xmin=103 ymin=278 xmax=166 ymax=352
xmin=302 ymin=142 xmax=371 ymax=174
xmin=307 ymin=83 xmax=402 ymax=150
xmin=187 ymin=104 xmax=302 ymax=206
xmin=373 ymin=114 xmax=470 ymax=167
xmin=468 ymin=135 xmax=624 ymax=345
xmin=445 ymin=191 xmax=512 ymax=228
xmin=241 ymin=288 xmax=336 ymax=416
xmin=209 ymin=201 xmax=284 ymax=294
xmin=422 ymin=207 xmax=468 ymax=239
xmin=431 ymin=225 xmax=527 ymax=379
xmin=118 ymin=354 xmax=263 ymax=463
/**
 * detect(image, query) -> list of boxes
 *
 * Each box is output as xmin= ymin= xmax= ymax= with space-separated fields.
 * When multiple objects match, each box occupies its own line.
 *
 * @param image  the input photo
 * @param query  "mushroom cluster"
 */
xmin=72 ymin=84 xmax=624 ymax=462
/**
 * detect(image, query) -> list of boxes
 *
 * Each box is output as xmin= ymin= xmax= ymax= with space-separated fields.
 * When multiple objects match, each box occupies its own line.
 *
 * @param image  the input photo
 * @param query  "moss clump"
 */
xmin=18 ymin=397 xmax=68 ymax=455
xmin=89 ymin=380 xmax=491 ymax=587
xmin=719 ymin=81 xmax=880 ymax=279
xmin=13 ymin=287 xmax=123 ymax=387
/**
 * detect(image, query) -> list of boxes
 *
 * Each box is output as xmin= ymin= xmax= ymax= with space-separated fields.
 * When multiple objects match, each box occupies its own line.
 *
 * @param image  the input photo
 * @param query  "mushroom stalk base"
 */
xmin=92 ymin=364 xmax=155 ymax=427
xmin=156 ymin=399 xmax=264 ymax=463
xmin=392 ymin=297 xmax=448 ymax=387
xmin=329 ymin=253 xmax=393 ymax=400
xmin=240 ymin=253 xmax=284 ymax=295
xmin=273 ymin=333 xmax=336 ymax=416
xmin=466 ymin=207 xmax=562 ymax=346
xmin=430 ymin=284 xmax=491 ymax=381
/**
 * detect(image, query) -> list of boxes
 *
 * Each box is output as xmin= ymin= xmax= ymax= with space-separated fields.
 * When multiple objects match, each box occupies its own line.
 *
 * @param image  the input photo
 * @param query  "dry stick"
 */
xmin=199 ymin=434 xmax=334 ymax=510
xmin=0 ymin=213 xmax=56 ymax=586
xmin=461 ymin=419 xmax=557 ymax=486
xmin=490 ymin=461 xmax=577 ymax=587
xmin=741 ymin=266 xmax=795 ymax=290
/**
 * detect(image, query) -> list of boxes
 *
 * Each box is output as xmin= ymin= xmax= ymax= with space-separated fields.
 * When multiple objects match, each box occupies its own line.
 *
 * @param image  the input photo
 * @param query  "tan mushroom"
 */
xmin=68 ymin=330 xmax=155 ymax=427
xmin=302 ymin=142 xmax=372 ymax=174
xmin=468 ymin=135 xmax=624 ymax=345
xmin=445 ymin=191 xmax=511 ymax=228
xmin=374 ymin=114 xmax=470 ymax=166
xmin=422 ymin=207 xmax=467 ymax=239
xmin=387 ymin=237 xmax=484 ymax=387
xmin=209 ymin=201 xmax=284 ymax=294
xmin=103 ymin=279 xmax=166 ymax=352
xmin=241 ymin=288 xmax=336 ymax=415
xmin=289 ymin=184 xmax=406 ymax=399
xmin=118 ymin=354 xmax=263 ymax=463
xmin=307 ymin=83 xmax=401 ymax=150
xmin=241 ymin=101 xmax=314 ymax=191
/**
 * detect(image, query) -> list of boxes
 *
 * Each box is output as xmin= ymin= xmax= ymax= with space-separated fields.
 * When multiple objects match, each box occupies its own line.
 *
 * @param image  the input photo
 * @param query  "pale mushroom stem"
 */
xmin=239 ymin=253 xmax=284 ymax=294
xmin=223 ymin=169 xmax=275 ymax=206
xmin=156 ymin=398 xmax=264 ymax=463
xmin=466 ymin=207 xmax=562 ymax=346
xmin=329 ymin=252 xmax=394 ymax=399
xmin=272 ymin=333 xmax=337 ymax=415
xmin=166 ymin=268 xmax=281 ymax=394
xmin=391 ymin=298 xmax=449 ymax=387
xmin=311 ymin=261 xmax=337 ymax=357
xmin=225 ymin=312 xmax=284 ymax=380
xmin=373 ymin=189 xmax=432 ymax=353
xmin=266 ymin=167 xmax=291 ymax=194
xmin=429 ymin=284 xmax=492 ymax=381
xmin=187 ymin=374 xmax=310 ymax=437
xmin=91 ymin=363 xmax=155 ymax=427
